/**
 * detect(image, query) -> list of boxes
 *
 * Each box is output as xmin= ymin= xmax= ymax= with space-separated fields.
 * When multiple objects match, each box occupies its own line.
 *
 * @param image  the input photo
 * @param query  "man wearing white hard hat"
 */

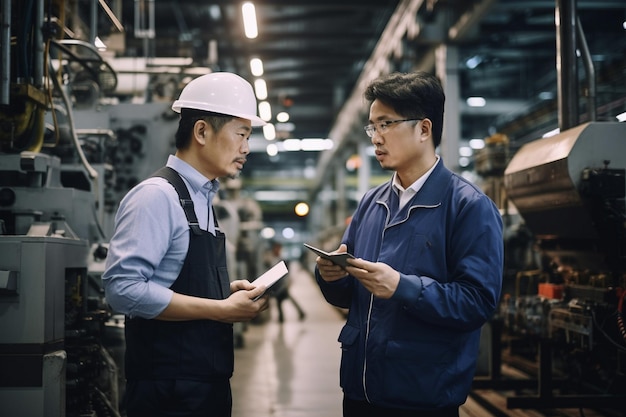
xmin=103 ymin=72 xmax=269 ymax=417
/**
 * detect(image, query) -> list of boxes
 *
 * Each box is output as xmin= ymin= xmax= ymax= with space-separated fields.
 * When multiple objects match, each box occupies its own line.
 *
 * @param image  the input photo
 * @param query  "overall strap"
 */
xmin=151 ymin=166 xmax=203 ymax=235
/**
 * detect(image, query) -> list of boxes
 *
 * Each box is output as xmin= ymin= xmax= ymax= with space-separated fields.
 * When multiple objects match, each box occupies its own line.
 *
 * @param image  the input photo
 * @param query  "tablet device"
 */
xmin=252 ymin=260 xmax=288 ymax=301
xmin=303 ymin=243 xmax=355 ymax=268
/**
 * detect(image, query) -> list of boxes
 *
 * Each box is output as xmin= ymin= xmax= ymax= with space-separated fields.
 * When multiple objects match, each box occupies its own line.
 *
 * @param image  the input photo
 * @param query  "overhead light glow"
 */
xmin=294 ymin=202 xmax=309 ymax=217
xmin=254 ymin=78 xmax=267 ymax=100
xmin=266 ymin=143 xmax=278 ymax=156
xmin=469 ymin=138 xmax=485 ymax=149
xmin=260 ymin=227 xmax=276 ymax=239
xmin=250 ymin=58 xmax=264 ymax=76
xmin=616 ymin=111 xmax=626 ymax=122
xmin=459 ymin=146 xmax=473 ymax=157
xmin=276 ymin=111 xmax=290 ymax=122
xmin=263 ymin=123 xmax=276 ymax=140
xmin=242 ymin=2 xmax=258 ymax=39
xmin=283 ymin=139 xmax=302 ymax=151
xmin=282 ymin=227 xmax=295 ymax=239
xmin=300 ymin=138 xmax=334 ymax=151
xmin=465 ymin=55 xmax=483 ymax=69
xmin=466 ymin=97 xmax=486 ymax=107
xmin=258 ymin=101 xmax=272 ymax=121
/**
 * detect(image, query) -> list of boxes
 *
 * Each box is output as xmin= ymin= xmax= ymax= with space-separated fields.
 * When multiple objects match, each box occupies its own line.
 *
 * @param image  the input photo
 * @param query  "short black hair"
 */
xmin=364 ymin=71 xmax=445 ymax=149
xmin=174 ymin=108 xmax=235 ymax=149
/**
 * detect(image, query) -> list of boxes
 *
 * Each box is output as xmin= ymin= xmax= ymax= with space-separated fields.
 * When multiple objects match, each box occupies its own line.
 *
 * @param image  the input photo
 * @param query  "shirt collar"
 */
xmin=392 ymin=155 xmax=440 ymax=196
xmin=166 ymin=154 xmax=220 ymax=195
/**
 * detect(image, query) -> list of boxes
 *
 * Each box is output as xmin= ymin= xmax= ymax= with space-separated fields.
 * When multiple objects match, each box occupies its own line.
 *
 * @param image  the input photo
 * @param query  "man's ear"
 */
xmin=194 ymin=120 xmax=208 ymax=144
xmin=419 ymin=118 xmax=432 ymax=142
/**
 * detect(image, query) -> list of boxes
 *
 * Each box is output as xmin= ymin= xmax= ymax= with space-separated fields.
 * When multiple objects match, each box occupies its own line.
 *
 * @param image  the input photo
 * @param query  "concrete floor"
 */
xmin=231 ymin=260 xmax=344 ymax=417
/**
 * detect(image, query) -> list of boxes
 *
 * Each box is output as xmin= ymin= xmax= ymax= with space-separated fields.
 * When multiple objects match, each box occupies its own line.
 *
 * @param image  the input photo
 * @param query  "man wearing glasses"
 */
xmin=313 ymin=71 xmax=503 ymax=417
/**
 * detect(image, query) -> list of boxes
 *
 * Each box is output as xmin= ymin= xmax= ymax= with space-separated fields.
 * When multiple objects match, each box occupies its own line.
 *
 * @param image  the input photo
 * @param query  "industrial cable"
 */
xmin=46 ymin=48 xmax=100 ymax=183
xmin=617 ymin=288 xmax=625 ymax=343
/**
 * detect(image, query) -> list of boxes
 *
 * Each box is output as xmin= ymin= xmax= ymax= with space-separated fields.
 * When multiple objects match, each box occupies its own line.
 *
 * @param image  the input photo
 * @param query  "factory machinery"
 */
xmin=0 ymin=0 xmax=125 ymax=415
xmin=473 ymin=123 xmax=626 ymax=416
xmin=0 ymin=1 xmax=265 ymax=416
xmin=470 ymin=1 xmax=626 ymax=414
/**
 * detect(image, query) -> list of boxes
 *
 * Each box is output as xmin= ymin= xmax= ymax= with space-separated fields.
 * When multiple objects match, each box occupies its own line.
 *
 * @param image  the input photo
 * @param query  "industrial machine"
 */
xmin=0 ymin=2 xmax=267 ymax=415
xmin=490 ymin=122 xmax=626 ymax=413
xmin=0 ymin=1 xmax=123 ymax=416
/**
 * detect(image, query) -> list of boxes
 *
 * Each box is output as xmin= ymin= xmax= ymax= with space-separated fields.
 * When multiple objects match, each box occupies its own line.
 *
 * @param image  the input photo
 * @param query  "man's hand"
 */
xmin=345 ymin=258 xmax=400 ymax=299
xmin=230 ymin=279 xmax=256 ymax=293
xmin=220 ymin=286 xmax=269 ymax=322
xmin=316 ymin=244 xmax=350 ymax=282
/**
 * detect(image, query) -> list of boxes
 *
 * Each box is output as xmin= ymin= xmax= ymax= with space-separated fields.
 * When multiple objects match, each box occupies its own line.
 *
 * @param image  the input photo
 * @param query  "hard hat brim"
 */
xmin=172 ymin=101 xmax=266 ymax=127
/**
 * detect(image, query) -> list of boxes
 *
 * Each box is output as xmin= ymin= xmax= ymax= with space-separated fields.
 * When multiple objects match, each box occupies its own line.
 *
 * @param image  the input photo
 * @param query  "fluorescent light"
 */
xmin=254 ymin=79 xmax=267 ymax=100
xmin=276 ymin=111 xmax=289 ymax=122
xmin=282 ymin=227 xmax=295 ymax=239
xmin=459 ymin=146 xmax=473 ymax=157
xmin=263 ymin=123 xmax=276 ymax=140
xmin=258 ymin=101 xmax=272 ymax=121
xmin=300 ymin=138 xmax=334 ymax=151
xmin=266 ymin=143 xmax=278 ymax=156
xmin=242 ymin=2 xmax=258 ymax=39
xmin=469 ymin=138 xmax=485 ymax=149
xmin=616 ymin=111 xmax=626 ymax=122
xmin=283 ymin=139 xmax=302 ymax=151
xmin=250 ymin=58 xmax=263 ymax=76
xmin=466 ymin=97 xmax=486 ymax=107
xmin=465 ymin=55 xmax=482 ymax=69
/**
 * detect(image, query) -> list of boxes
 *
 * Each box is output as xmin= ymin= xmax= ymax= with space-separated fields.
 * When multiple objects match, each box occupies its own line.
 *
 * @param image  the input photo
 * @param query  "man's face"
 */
xmin=200 ymin=118 xmax=252 ymax=179
xmin=367 ymin=99 xmax=424 ymax=175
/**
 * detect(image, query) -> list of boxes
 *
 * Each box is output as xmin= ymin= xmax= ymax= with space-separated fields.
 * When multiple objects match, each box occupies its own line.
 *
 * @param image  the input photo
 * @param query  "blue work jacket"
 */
xmin=316 ymin=161 xmax=504 ymax=410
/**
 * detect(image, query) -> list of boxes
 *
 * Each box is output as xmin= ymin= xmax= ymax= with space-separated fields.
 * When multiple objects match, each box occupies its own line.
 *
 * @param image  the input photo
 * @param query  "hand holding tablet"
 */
xmin=303 ymin=243 xmax=355 ymax=268
xmin=252 ymin=261 xmax=288 ymax=301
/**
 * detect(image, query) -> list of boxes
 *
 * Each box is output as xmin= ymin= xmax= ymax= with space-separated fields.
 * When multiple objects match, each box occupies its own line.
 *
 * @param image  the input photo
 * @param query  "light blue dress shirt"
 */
xmin=102 ymin=155 xmax=220 ymax=319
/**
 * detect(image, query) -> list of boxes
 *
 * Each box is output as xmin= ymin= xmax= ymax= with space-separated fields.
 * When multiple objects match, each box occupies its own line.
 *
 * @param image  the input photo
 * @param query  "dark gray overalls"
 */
xmin=123 ymin=167 xmax=234 ymax=417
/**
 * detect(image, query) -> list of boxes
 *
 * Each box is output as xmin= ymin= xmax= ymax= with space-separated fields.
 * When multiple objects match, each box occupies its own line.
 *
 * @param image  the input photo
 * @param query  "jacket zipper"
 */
xmin=361 ymin=199 xmax=440 ymax=401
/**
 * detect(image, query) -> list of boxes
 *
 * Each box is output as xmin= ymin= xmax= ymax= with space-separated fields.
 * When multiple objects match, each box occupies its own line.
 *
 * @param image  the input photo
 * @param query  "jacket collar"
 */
xmin=377 ymin=160 xmax=451 ymax=208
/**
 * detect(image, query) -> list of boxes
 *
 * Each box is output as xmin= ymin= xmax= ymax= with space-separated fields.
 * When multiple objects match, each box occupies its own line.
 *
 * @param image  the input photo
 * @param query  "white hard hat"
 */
xmin=172 ymin=72 xmax=266 ymax=127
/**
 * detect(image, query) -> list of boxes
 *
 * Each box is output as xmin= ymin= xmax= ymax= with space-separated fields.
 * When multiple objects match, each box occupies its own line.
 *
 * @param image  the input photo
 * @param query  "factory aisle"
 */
xmin=230 ymin=260 xmax=344 ymax=417
xmin=229 ymin=261 xmax=499 ymax=417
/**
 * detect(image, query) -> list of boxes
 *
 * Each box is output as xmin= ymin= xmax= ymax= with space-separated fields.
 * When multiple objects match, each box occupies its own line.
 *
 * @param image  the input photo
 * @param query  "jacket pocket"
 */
xmin=381 ymin=338 xmax=457 ymax=408
xmin=337 ymin=324 xmax=360 ymax=393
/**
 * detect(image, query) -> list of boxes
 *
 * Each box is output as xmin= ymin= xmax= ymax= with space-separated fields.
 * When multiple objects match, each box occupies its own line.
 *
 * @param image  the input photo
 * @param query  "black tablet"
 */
xmin=303 ymin=243 xmax=355 ymax=268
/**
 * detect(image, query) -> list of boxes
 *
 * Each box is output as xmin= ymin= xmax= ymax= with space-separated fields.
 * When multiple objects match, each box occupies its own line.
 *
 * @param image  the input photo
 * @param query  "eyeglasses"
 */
xmin=363 ymin=119 xmax=422 ymax=137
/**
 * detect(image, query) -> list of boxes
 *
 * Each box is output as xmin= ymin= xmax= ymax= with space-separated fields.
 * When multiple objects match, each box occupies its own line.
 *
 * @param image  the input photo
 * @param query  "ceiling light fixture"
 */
xmin=242 ymin=2 xmax=258 ymax=39
xmin=250 ymin=58 xmax=264 ymax=76
xmin=263 ymin=123 xmax=276 ymax=140
xmin=259 ymin=101 xmax=272 ymax=121
xmin=466 ymin=97 xmax=486 ymax=107
xmin=254 ymin=79 xmax=267 ymax=100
